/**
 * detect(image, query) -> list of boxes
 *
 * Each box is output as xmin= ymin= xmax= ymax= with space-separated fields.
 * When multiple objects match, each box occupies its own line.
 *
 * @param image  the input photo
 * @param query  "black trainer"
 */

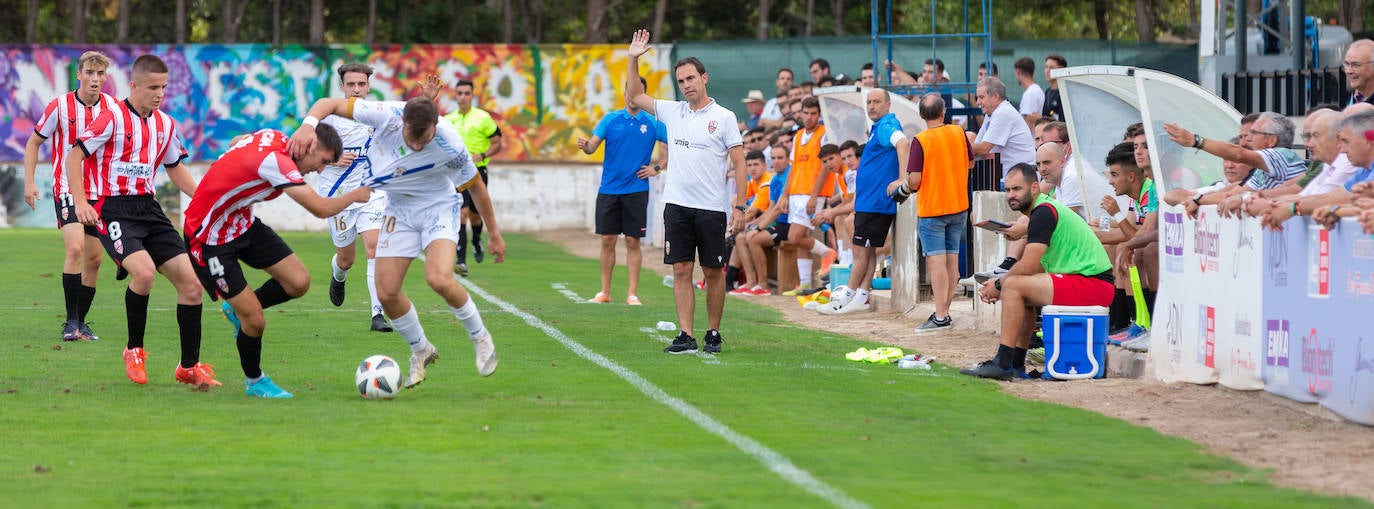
xmin=77 ymin=321 xmax=99 ymax=341
xmin=958 ymin=360 xmax=1013 ymax=381
xmin=663 ymin=332 xmax=698 ymax=354
xmin=329 ymin=277 xmax=346 ymax=307
xmin=370 ymin=314 xmax=393 ymax=333
xmin=703 ymin=330 xmax=723 ymax=353
xmin=61 ymin=320 xmax=82 ymax=341
xmin=473 ymin=239 xmax=484 ymax=263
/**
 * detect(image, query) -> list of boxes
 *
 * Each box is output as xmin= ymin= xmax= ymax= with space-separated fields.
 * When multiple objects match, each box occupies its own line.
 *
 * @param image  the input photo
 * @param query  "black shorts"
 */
xmin=595 ymin=191 xmax=649 ymax=237
xmin=54 ymin=193 xmax=100 ymax=236
xmin=852 ymin=212 xmax=895 ymax=248
xmin=762 ymin=222 xmax=786 ymax=243
xmin=663 ymin=203 xmax=727 ymax=268
xmin=188 ymin=219 xmax=294 ymax=301
xmin=93 ymin=195 xmax=186 ymax=266
xmin=460 ymin=165 xmax=491 ymax=212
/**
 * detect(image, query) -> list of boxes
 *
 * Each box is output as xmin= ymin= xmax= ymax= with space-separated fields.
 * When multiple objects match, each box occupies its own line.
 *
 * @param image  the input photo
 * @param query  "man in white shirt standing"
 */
xmin=625 ymin=28 xmax=748 ymax=355
xmin=1014 ymin=57 xmax=1044 ymax=129
xmin=973 ymin=77 xmax=1036 ymax=177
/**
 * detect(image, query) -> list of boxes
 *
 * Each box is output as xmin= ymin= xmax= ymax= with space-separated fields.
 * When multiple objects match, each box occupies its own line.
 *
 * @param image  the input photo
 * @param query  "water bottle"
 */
xmin=895 ymin=357 xmax=928 ymax=368
xmin=1098 ymin=215 xmax=1112 ymax=232
xmin=655 ymin=321 xmax=676 ymax=332
xmin=819 ymin=223 xmax=832 ymax=233
xmin=662 ymin=274 xmax=674 ymax=287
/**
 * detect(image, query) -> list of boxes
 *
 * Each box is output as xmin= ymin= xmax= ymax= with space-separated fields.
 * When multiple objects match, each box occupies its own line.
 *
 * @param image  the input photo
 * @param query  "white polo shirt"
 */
xmin=655 ymin=98 xmax=743 ymax=212
xmin=975 ymin=99 xmax=1036 ymax=172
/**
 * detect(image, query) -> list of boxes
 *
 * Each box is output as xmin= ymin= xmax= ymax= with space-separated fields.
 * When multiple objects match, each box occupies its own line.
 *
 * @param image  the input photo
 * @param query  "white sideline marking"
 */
xmin=550 ymin=282 xmax=589 ymax=303
xmin=637 ymin=327 xmax=722 ymax=364
xmin=462 ymin=278 xmax=870 ymax=509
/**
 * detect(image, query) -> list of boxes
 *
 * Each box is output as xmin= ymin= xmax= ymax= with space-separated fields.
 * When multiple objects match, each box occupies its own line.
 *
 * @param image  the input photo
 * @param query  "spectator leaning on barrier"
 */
xmin=1314 ymin=109 xmax=1374 ymax=228
xmin=961 ymin=163 xmax=1115 ymax=381
xmin=1344 ymin=39 xmax=1374 ymax=106
xmin=1163 ymin=136 xmax=1252 ymax=218
xmin=1162 ymin=112 xmax=1305 ymax=217
xmin=1253 ymin=109 xmax=1360 ymax=228
xmin=973 ymin=77 xmax=1037 ymax=176
xmin=1042 ymin=54 xmax=1067 ymax=122
xmin=1014 ymin=57 xmax=1044 ymax=128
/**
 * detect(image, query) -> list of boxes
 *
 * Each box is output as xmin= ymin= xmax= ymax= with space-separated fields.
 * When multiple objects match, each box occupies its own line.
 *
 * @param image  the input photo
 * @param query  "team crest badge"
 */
xmin=113 ymin=239 xmax=124 ymax=254
xmin=639 ymin=124 xmax=648 ymax=134
xmin=216 ymin=278 xmax=229 ymax=294
xmin=61 ymin=208 xmax=69 ymax=220
xmin=393 ymin=167 xmax=406 ymax=178
xmin=707 ymin=121 xmax=718 ymax=134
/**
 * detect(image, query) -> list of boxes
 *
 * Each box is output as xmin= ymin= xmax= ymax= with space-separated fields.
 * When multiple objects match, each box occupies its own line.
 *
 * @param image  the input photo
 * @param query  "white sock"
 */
xmin=855 ymin=288 xmax=869 ymax=304
xmin=365 ymin=259 xmax=381 ymax=316
xmin=798 ymin=258 xmax=813 ymax=285
xmin=809 ymin=242 xmax=832 ymax=257
xmin=390 ymin=304 xmax=432 ymax=354
xmin=838 ymin=249 xmax=853 ymax=265
xmin=330 ymin=254 xmax=347 ymax=282
xmin=450 ymin=299 xmax=487 ymax=340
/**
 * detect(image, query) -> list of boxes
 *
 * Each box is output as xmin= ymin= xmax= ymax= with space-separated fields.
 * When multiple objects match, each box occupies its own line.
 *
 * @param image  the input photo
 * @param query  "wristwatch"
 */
xmin=993 ymin=279 xmax=1002 ymax=291
xmin=1191 ymin=193 xmax=1204 ymax=206
xmin=653 ymin=165 xmax=662 ymax=174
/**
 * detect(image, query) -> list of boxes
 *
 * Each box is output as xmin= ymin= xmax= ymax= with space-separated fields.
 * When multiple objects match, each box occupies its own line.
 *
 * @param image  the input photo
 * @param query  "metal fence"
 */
xmin=1220 ymin=67 xmax=1348 ymax=115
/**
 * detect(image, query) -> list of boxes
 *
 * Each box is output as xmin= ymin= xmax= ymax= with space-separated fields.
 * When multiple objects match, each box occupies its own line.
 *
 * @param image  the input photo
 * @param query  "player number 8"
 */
xmin=107 ymin=221 xmax=123 ymax=241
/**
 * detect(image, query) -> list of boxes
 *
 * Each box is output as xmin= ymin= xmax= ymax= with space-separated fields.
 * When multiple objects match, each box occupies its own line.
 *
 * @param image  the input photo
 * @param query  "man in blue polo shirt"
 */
xmin=577 ymin=76 xmax=668 ymax=306
xmin=815 ymin=89 xmax=910 ymax=314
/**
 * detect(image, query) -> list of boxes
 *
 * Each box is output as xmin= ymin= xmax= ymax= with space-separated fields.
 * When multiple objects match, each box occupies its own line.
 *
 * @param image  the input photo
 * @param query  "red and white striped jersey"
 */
xmin=76 ymin=99 xmax=187 ymax=199
xmin=33 ymin=91 xmax=119 ymax=197
xmin=183 ymin=130 xmax=305 ymax=247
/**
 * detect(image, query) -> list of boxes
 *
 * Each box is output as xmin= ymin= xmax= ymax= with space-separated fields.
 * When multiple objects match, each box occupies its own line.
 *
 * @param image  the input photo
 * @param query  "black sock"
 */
xmin=998 ymin=257 xmax=1017 ymax=270
xmin=254 ymin=279 xmax=293 ymax=310
xmin=456 ymin=224 xmax=468 ymax=264
xmin=1109 ymin=289 xmax=1129 ymax=330
xmin=236 ymin=329 xmax=263 ymax=379
xmin=62 ymin=273 xmax=81 ymax=322
xmin=125 ymin=289 xmax=149 ymax=349
xmin=725 ymin=266 xmax=740 ymax=290
xmin=1143 ymin=289 xmax=1157 ymax=320
xmin=993 ymin=344 xmax=1014 ymax=370
xmin=177 ymin=304 xmax=202 ymax=369
xmin=79 ymin=285 xmax=96 ymax=322
xmin=472 ymin=223 xmax=483 ymax=245
xmin=1012 ymin=347 xmax=1028 ymax=371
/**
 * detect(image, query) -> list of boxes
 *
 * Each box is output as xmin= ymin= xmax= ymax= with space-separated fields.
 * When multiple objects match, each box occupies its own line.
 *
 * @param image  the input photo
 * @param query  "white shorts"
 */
xmin=375 ymin=194 xmax=464 ymax=259
xmin=328 ymin=192 xmax=388 ymax=248
xmin=787 ymin=194 xmax=815 ymax=229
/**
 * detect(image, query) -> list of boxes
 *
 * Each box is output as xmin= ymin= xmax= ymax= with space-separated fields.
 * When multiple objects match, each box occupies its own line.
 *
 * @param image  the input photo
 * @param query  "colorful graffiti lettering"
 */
xmin=0 ymin=44 xmax=673 ymax=163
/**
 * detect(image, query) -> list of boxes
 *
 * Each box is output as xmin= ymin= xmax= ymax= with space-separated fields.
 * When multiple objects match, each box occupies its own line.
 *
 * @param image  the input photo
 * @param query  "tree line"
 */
xmin=2 ymin=0 xmax=1365 ymax=45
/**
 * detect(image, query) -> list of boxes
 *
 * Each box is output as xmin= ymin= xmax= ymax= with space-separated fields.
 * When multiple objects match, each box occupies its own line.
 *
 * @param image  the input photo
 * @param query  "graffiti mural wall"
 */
xmin=1 ymin=43 xmax=674 ymax=163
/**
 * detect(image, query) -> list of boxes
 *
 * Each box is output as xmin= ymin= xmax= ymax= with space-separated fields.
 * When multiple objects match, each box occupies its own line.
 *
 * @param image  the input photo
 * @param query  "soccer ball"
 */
xmin=355 ymin=354 xmax=402 ymax=399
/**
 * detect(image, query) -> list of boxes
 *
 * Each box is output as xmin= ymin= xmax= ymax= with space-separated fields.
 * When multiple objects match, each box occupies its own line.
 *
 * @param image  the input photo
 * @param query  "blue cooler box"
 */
xmin=1041 ymin=305 xmax=1109 ymax=380
xmin=827 ymin=264 xmax=851 ymax=291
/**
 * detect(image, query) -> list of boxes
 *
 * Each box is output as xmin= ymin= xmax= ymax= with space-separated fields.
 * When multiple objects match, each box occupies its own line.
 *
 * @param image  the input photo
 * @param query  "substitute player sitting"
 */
xmin=186 ymin=127 xmax=370 ymax=398
xmin=291 ymin=96 xmax=506 ymax=389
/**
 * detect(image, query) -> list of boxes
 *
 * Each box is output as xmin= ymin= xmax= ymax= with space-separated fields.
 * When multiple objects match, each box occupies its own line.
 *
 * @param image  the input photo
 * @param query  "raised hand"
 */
xmin=419 ymin=73 xmax=442 ymax=102
xmin=628 ymin=29 xmax=651 ymax=58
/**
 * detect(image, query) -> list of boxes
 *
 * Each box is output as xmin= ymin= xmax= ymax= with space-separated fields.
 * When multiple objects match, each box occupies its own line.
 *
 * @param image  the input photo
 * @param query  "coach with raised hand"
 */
xmin=624 ymin=28 xmax=747 ymax=355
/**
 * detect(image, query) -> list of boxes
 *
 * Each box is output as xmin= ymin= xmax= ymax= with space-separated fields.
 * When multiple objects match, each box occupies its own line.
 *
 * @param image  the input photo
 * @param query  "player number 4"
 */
xmin=207 ymin=257 xmax=225 ymax=277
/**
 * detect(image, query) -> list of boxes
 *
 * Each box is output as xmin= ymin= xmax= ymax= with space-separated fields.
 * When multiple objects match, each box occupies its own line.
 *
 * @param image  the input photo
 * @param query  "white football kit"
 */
xmin=349 ymin=99 xmax=481 ymax=258
xmin=320 ymin=115 xmax=388 ymax=248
